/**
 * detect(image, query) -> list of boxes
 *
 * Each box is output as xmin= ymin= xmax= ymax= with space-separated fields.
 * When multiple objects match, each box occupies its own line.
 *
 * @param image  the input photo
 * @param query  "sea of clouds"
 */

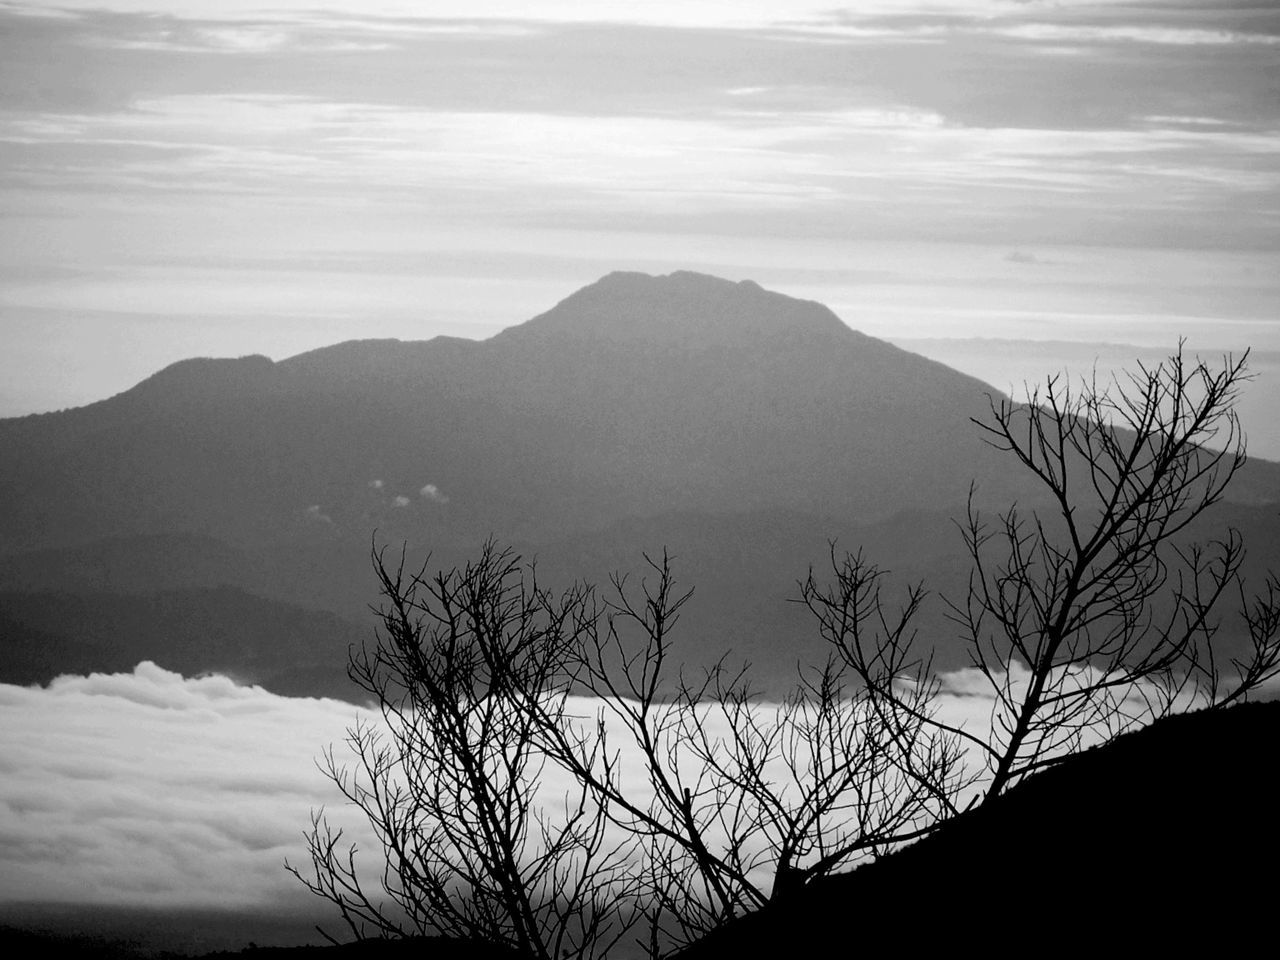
xmin=0 ymin=660 xmax=1217 ymax=916
xmin=0 ymin=663 xmax=380 ymax=910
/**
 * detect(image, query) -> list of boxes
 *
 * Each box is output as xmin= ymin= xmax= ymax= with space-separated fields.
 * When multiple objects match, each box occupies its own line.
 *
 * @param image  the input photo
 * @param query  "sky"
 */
xmin=1 ymin=0 xmax=1279 ymax=421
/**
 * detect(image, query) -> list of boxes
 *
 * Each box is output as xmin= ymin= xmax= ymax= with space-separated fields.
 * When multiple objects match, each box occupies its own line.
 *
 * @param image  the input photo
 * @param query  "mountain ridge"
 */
xmin=2 ymin=270 xmax=1276 ymax=693
xmin=0 ymin=270 xmax=1028 ymax=552
xmin=3 ymin=271 xmax=983 ymax=417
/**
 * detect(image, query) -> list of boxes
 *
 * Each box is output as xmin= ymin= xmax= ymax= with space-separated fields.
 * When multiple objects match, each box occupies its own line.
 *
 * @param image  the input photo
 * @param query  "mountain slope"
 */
xmin=675 ymin=700 xmax=1280 ymax=956
xmin=0 ymin=272 xmax=1025 ymax=554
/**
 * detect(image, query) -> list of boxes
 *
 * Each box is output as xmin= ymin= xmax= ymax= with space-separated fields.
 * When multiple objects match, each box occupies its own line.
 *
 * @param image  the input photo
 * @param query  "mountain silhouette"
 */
xmin=2 ymin=271 xmax=1276 ymax=693
xmin=0 ymin=272 xmax=1019 ymax=549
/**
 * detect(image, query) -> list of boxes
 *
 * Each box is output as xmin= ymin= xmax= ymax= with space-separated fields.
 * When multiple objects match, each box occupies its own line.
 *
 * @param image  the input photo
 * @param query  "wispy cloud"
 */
xmin=5 ymin=92 xmax=1274 ymax=239
xmin=992 ymin=23 xmax=1280 ymax=47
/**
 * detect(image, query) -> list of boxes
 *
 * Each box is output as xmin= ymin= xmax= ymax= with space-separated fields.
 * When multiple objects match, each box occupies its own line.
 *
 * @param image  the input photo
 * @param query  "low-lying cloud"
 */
xmin=2 ymin=659 xmax=1243 ymax=916
xmin=0 ymin=663 xmax=375 ymax=909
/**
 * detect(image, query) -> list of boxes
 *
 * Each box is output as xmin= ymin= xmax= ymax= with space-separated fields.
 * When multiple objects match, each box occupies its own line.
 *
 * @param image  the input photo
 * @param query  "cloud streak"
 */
xmin=6 ymin=92 xmax=1273 ymax=247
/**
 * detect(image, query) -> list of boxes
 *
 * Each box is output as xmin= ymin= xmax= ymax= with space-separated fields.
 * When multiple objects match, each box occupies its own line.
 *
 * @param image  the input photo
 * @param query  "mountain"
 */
xmin=0 ymin=587 xmax=362 ymax=699
xmin=0 ymin=271 xmax=1030 ymax=552
xmin=0 ymin=533 xmax=263 ymax=595
xmin=675 ymin=700 xmax=1280 ymax=957
xmin=2 ymin=271 xmax=1277 ymax=693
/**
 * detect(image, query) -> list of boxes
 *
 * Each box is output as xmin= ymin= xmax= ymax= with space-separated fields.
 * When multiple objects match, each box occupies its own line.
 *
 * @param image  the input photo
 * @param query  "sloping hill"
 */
xmin=675 ymin=700 xmax=1280 ymax=956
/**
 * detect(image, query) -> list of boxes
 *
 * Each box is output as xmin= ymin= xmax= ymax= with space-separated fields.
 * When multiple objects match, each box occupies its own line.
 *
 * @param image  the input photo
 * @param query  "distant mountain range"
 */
xmin=3 ymin=271 xmax=1277 ymax=696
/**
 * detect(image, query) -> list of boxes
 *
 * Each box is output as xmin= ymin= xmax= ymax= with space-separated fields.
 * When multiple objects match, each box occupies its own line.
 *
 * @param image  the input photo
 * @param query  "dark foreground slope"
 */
xmin=677 ymin=700 xmax=1280 ymax=957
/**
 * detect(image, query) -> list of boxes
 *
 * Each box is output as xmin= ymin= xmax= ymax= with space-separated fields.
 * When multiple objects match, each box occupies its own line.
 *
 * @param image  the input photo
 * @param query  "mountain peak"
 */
xmin=595 ymin=269 xmax=760 ymax=291
xmin=496 ymin=270 xmax=850 ymax=349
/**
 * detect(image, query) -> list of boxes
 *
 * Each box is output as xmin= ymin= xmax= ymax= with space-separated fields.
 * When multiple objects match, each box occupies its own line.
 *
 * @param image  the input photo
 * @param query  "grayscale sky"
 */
xmin=2 ymin=0 xmax=1278 ymax=416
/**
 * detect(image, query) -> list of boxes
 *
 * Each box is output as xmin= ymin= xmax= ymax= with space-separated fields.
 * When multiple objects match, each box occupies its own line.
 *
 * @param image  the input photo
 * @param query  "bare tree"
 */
xmin=292 ymin=545 xmax=968 ymax=958
xmin=287 ymin=541 xmax=636 ymax=960
xmin=294 ymin=345 xmax=1279 ymax=957
xmin=801 ymin=346 xmax=1280 ymax=805
xmin=530 ymin=553 xmax=969 ymax=953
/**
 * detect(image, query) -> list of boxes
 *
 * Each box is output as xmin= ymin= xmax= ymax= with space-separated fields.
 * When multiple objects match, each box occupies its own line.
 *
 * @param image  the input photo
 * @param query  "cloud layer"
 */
xmin=1 ymin=658 xmax=1210 ymax=914
xmin=0 ymin=663 xmax=375 ymax=908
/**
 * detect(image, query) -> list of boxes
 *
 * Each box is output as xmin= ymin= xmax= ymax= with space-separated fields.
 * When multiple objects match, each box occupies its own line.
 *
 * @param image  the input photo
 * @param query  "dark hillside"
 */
xmin=676 ymin=700 xmax=1280 ymax=956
